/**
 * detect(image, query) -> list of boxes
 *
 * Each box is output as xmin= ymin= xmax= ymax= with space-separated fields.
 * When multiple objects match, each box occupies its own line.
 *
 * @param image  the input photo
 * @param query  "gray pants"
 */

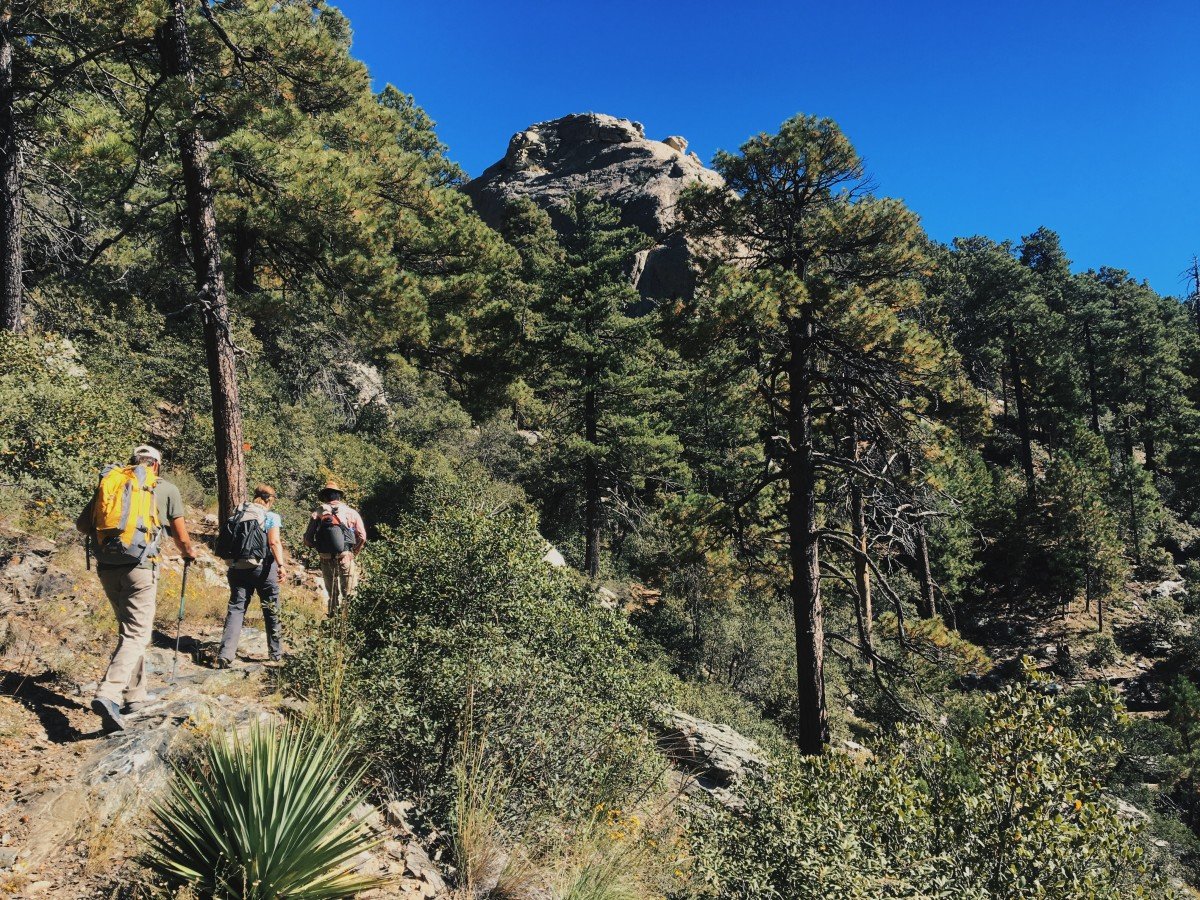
xmin=218 ymin=564 xmax=283 ymax=663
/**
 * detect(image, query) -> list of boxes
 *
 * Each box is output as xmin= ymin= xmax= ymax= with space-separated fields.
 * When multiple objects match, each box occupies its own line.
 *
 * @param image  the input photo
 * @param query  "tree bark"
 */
xmin=160 ymin=0 xmax=245 ymax=522
xmin=915 ymin=520 xmax=938 ymax=620
xmin=789 ymin=311 xmax=828 ymax=754
xmin=0 ymin=12 xmax=22 ymax=333
xmin=583 ymin=380 xmax=600 ymax=578
xmin=1123 ymin=417 xmax=1142 ymax=570
xmin=1006 ymin=320 xmax=1034 ymax=489
xmin=1083 ymin=324 xmax=1101 ymax=434
xmin=847 ymin=413 xmax=875 ymax=668
xmin=233 ymin=221 xmax=256 ymax=296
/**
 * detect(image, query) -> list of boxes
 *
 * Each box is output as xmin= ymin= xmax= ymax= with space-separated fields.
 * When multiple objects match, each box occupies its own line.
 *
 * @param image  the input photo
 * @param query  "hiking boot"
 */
xmin=264 ymin=655 xmax=284 ymax=668
xmin=91 ymin=697 xmax=125 ymax=734
xmin=122 ymin=700 xmax=148 ymax=715
xmin=215 ymin=657 xmax=233 ymax=670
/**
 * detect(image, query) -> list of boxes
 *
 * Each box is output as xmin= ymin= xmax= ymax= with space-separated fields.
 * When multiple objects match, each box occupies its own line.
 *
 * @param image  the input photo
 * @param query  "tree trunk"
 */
xmin=233 ymin=222 xmax=256 ymax=295
xmin=847 ymin=414 xmax=875 ymax=668
xmin=160 ymin=0 xmax=245 ymax=522
xmin=0 ymin=13 xmax=21 ymax=333
xmin=583 ymin=381 xmax=601 ymax=579
xmin=1006 ymin=320 xmax=1034 ymax=489
xmin=1084 ymin=324 xmax=1100 ymax=434
xmin=1144 ymin=395 xmax=1157 ymax=474
xmin=915 ymin=521 xmax=938 ymax=620
xmin=788 ymin=312 xmax=827 ymax=755
xmin=1123 ymin=418 xmax=1142 ymax=570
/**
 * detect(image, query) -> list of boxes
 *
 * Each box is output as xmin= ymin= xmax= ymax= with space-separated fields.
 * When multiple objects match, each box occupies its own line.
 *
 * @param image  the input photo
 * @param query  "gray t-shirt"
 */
xmin=156 ymin=479 xmax=185 ymax=528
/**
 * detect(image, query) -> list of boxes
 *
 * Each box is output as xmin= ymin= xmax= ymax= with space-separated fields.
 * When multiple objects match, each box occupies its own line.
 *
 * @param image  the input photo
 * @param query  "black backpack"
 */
xmin=315 ymin=505 xmax=355 ymax=554
xmin=216 ymin=503 xmax=268 ymax=562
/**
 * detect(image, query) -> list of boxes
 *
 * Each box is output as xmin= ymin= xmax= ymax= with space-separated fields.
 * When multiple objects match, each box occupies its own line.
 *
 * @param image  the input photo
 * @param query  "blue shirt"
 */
xmin=264 ymin=511 xmax=282 ymax=533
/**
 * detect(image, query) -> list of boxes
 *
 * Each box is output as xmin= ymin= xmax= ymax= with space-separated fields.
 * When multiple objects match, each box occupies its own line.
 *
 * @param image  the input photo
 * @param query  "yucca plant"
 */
xmin=143 ymin=721 xmax=388 ymax=899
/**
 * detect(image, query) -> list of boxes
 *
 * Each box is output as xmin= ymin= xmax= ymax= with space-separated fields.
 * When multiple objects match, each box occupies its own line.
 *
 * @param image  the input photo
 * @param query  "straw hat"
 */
xmin=318 ymin=479 xmax=344 ymax=500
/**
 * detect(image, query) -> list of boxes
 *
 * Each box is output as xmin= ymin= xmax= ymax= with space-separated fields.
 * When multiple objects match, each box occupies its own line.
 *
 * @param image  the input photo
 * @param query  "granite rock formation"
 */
xmin=463 ymin=113 xmax=725 ymax=301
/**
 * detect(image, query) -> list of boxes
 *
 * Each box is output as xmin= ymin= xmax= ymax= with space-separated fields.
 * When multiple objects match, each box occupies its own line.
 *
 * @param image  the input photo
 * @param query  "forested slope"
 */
xmin=3 ymin=1 xmax=1200 ymax=897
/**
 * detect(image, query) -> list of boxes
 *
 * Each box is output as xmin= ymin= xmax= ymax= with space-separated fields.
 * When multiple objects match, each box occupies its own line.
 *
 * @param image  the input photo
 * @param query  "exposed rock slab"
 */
xmin=656 ymin=709 xmax=767 ymax=808
xmin=463 ymin=113 xmax=725 ymax=302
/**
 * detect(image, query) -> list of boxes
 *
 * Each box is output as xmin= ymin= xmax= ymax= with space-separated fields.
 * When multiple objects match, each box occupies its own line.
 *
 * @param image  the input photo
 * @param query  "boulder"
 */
xmin=657 ymin=710 xmax=767 ymax=807
xmin=1 ymin=534 xmax=57 ymax=604
xmin=463 ymin=113 xmax=726 ymax=302
xmin=1152 ymin=579 xmax=1185 ymax=598
xmin=662 ymin=135 xmax=688 ymax=153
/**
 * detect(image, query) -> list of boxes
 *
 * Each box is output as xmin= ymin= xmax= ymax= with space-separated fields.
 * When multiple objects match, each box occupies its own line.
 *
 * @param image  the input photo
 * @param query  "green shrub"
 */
xmin=0 ymin=331 xmax=140 ymax=519
xmin=1144 ymin=595 xmax=1185 ymax=646
xmin=685 ymin=669 xmax=1171 ymax=899
xmin=1089 ymin=632 xmax=1120 ymax=668
xmin=320 ymin=472 xmax=668 ymax=830
xmin=144 ymin=722 xmax=385 ymax=899
xmin=1165 ymin=676 xmax=1200 ymax=752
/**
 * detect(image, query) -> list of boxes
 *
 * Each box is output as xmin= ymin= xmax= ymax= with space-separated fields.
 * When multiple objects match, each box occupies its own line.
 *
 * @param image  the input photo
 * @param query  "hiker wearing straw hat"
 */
xmin=303 ymin=479 xmax=366 ymax=615
xmin=75 ymin=444 xmax=197 ymax=733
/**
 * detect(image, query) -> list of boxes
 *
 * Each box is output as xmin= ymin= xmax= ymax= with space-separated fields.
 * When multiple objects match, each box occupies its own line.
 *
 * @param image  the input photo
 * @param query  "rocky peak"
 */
xmin=463 ymin=113 xmax=725 ymax=301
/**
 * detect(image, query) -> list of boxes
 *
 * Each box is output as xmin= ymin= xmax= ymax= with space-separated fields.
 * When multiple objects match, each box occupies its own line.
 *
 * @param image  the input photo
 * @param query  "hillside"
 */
xmin=4 ymin=2 xmax=1200 ymax=898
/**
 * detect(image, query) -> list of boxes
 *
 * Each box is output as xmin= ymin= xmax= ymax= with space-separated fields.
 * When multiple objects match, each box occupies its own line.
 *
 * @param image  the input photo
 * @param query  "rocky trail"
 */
xmin=0 ymin=523 xmax=450 ymax=899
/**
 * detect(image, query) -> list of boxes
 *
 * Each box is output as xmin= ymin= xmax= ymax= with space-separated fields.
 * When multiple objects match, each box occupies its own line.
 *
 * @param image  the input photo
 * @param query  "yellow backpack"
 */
xmin=91 ymin=464 xmax=162 ymax=567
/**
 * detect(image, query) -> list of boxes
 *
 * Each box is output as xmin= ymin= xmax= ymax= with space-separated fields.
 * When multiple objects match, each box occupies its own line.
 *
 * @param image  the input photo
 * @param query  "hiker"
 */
xmin=76 ymin=445 xmax=197 ymax=733
xmin=303 ymin=480 xmax=366 ymax=615
xmin=216 ymin=484 xmax=285 ymax=668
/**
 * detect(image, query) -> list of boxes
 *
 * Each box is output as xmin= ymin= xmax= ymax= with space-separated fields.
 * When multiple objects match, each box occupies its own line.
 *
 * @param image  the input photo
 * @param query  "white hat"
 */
xmin=131 ymin=444 xmax=162 ymax=464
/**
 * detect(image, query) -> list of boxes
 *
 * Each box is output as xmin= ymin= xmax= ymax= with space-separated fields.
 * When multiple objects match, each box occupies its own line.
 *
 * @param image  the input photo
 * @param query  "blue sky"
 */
xmin=333 ymin=0 xmax=1198 ymax=296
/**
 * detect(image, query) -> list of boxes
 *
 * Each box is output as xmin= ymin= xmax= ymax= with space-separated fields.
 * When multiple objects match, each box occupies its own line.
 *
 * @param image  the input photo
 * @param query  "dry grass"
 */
xmin=0 ymin=694 xmax=30 ymax=739
xmin=299 ymin=614 xmax=361 ymax=733
xmin=153 ymin=564 xmax=231 ymax=628
xmin=81 ymin=793 xmax=146 ymax=878
xmin=197 ymin=670 xmax=272 ymax=701
xmin=453 ymin=713 xmax=513 ymax=896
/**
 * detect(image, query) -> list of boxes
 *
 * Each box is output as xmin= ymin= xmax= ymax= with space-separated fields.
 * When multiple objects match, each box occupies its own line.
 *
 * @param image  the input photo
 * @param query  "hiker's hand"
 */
xmin=182 ymin=544 xmax=199 ymax=562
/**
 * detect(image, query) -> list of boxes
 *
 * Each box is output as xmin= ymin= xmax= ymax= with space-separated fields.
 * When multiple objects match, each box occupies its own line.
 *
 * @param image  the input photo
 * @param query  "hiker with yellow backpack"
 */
xmin=75 ymin=445 xmax=197 ymax=733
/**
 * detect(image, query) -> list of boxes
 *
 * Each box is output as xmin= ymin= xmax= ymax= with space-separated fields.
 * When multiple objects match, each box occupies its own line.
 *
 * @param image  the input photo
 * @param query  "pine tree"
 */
xmin=529 ymin=192 xmax=680 ymax=578
xmin=680 ymin=115 xmax=955 ymax=753
xmin=158 ymin=0 xmax=246 ymax=521
xmin=0 ymin=1 xmax=143 ymax=333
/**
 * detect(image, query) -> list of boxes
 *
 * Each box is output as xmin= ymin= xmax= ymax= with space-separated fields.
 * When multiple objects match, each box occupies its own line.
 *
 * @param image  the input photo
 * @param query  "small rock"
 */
xmin=542 ymin=543 xmax=566 ymax=568
xmin=662 ymin=135 xmax=688 ymax=153
xmin=0 ymin=847 xmax=18 ymax=867
xmin=1108 ymin=795 xmax=1151 ymax=823
xmin=33 ymin=567 xmax=74 ymax=600
xmin=596 ymin=587 xmax=619 ymax=610
xmin=352 ymin=802 xmax=384 ymax=833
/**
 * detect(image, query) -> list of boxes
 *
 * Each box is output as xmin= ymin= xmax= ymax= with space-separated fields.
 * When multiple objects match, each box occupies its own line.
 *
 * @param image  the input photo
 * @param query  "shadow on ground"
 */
xmin=0 ymin=670 xmax=104 ymax=743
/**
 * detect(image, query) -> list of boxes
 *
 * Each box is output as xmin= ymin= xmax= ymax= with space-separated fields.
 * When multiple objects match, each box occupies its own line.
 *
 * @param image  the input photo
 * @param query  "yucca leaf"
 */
xmin=143 ymin=721 xmax=393 ymax=899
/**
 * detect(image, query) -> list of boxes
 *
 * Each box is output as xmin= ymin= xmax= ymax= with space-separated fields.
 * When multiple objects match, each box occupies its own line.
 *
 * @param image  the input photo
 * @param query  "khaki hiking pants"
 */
xmin=96 ymin=565 xmax=158 ymax=705
xmin=320 ymin=551 xmax=359 ymax=616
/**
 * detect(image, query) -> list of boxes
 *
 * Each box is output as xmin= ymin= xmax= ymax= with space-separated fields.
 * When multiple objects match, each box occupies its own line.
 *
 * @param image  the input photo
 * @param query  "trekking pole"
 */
xmin=171 ymin=559 xmax=191 ymax=682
